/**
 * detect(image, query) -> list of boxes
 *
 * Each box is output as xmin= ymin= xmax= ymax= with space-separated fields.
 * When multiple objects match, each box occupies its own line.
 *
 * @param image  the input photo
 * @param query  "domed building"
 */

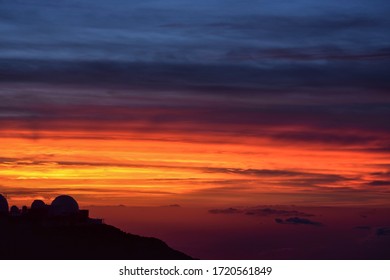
xmin=31 ymin=199 xmax=46 ymax=210
xmin=0 ymin=194 xmax=9 ymax=215
xmin=29 ymin=199 xmax=48 ymax=218
xmin=10 ymin=205 xmax=20 ymax=216
xmin=50 ymin=195 xmax=79 ymax=216
xmin=0 ymin=193 xmax=100 ymax=224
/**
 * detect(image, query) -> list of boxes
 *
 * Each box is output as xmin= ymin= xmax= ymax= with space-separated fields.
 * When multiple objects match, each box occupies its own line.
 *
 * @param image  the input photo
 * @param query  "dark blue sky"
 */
xmin=0 ymin=0 xmax=389 ymax=94
xmin=1 ymin=0 xmax=389 ymax=63
xmin=1 ymin=0 xmax=390 ymax=143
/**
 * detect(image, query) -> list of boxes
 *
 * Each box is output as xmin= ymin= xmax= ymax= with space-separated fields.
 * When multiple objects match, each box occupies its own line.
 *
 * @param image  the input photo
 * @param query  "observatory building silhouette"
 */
xmin=0 ymin=194 xmax=102 ymax=225
xmin=0 ymin=194 xmax=9 ymax=215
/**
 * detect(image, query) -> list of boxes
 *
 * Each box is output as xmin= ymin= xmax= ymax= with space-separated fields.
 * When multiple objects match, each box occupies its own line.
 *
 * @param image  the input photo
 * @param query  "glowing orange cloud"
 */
xmin=2 ymin=124 xmax=389 ymax=208
xmin=1 ymin=83 xmax=389 ymax=208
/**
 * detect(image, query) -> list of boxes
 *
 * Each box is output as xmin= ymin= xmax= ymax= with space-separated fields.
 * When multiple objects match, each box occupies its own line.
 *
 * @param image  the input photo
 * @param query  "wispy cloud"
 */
xmin=275 ymin=217 xmax=323 ymax=226
xmin=209 ymin=206 xmax=314 ymax=217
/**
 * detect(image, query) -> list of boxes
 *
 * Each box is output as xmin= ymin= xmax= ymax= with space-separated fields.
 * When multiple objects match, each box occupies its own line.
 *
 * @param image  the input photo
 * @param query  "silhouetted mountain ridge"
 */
xmin=0 ymin=220 xmax=192 ymax=260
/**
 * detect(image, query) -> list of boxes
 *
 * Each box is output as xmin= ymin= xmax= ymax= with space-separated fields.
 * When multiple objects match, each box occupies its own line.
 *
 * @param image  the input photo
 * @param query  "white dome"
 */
xmin=0 ymin=194 xmax=9 ymax=214
xmin=50 ymin=195 xmax=79 ymax=216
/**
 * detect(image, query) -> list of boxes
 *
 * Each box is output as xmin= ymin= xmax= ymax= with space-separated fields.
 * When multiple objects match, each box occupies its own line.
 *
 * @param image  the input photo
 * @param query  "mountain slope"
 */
xmin=0 ymin=220 xmax=192 ymax=260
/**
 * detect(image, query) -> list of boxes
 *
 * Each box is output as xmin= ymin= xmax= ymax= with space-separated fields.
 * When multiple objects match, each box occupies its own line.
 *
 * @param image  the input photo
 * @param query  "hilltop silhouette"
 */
xmin=0 ymin=194 xmax=192 ymax=260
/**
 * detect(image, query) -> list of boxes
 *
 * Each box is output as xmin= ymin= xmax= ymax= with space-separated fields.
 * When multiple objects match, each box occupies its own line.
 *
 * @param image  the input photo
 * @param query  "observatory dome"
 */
xmin=31 ymin=199 xmax=46 ymax=210
xmin=50 ymin=195 xmax=79 ymax=216
xmin=10 ymin=205 xmax=20 ymax=216
xmin=0 ymin=194 xmax=9 ymax=214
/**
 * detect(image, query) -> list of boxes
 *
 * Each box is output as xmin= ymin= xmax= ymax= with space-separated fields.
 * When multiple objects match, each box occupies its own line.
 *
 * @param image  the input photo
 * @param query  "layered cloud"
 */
xmin=0 ymin=0 xmax=389 ymax=206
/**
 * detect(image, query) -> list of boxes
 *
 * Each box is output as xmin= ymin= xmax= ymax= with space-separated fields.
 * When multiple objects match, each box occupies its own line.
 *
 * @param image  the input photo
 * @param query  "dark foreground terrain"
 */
xmin=0 ymin=219 xmax=192 ymax=260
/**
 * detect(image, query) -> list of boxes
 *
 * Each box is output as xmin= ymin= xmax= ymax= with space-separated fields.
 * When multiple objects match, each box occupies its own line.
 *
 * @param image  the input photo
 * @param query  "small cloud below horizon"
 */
xmin=161 ymin=204 xmax=182 ymax=208
xmin=245 ymin=207 xmax=314 ymax=217
xmin=354 ymin=225 xmax=371 ymax=230
xmin=209 ymin=206 xmax=314 ymax=217
xmin=275 ymin=217 xmax=323 ymax=226
xmin=209 ymin=207 xmax=241 ymax=214
xmin=376 ymin=227 xmax=390 ymax=236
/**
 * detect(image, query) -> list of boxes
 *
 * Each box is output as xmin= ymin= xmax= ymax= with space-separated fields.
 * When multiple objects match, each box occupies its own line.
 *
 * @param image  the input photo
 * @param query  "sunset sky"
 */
xmin=1 ymin=0 xmax=390 ymax=207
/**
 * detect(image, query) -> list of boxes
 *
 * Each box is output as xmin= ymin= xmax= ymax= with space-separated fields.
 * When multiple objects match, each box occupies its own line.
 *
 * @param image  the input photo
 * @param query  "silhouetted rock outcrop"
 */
xmin=0 ymin=194 xmax=192 ymax=259
xmin=0 ymin=220 xmax=192 ymax=259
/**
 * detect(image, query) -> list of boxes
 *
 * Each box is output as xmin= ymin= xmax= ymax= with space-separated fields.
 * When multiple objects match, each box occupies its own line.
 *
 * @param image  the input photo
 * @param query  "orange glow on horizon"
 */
xmin=2 ymin=126 xmax=390 ymax=208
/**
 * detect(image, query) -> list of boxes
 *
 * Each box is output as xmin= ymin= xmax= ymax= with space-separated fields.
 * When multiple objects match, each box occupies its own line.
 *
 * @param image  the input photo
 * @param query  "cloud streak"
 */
xmin=275 ymin=217 xmax=323 ymax=226
xmin=209 ymin=206 xmax=314 ymax=217
xmin=0 ymin=0 xmax=390 ymax=206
